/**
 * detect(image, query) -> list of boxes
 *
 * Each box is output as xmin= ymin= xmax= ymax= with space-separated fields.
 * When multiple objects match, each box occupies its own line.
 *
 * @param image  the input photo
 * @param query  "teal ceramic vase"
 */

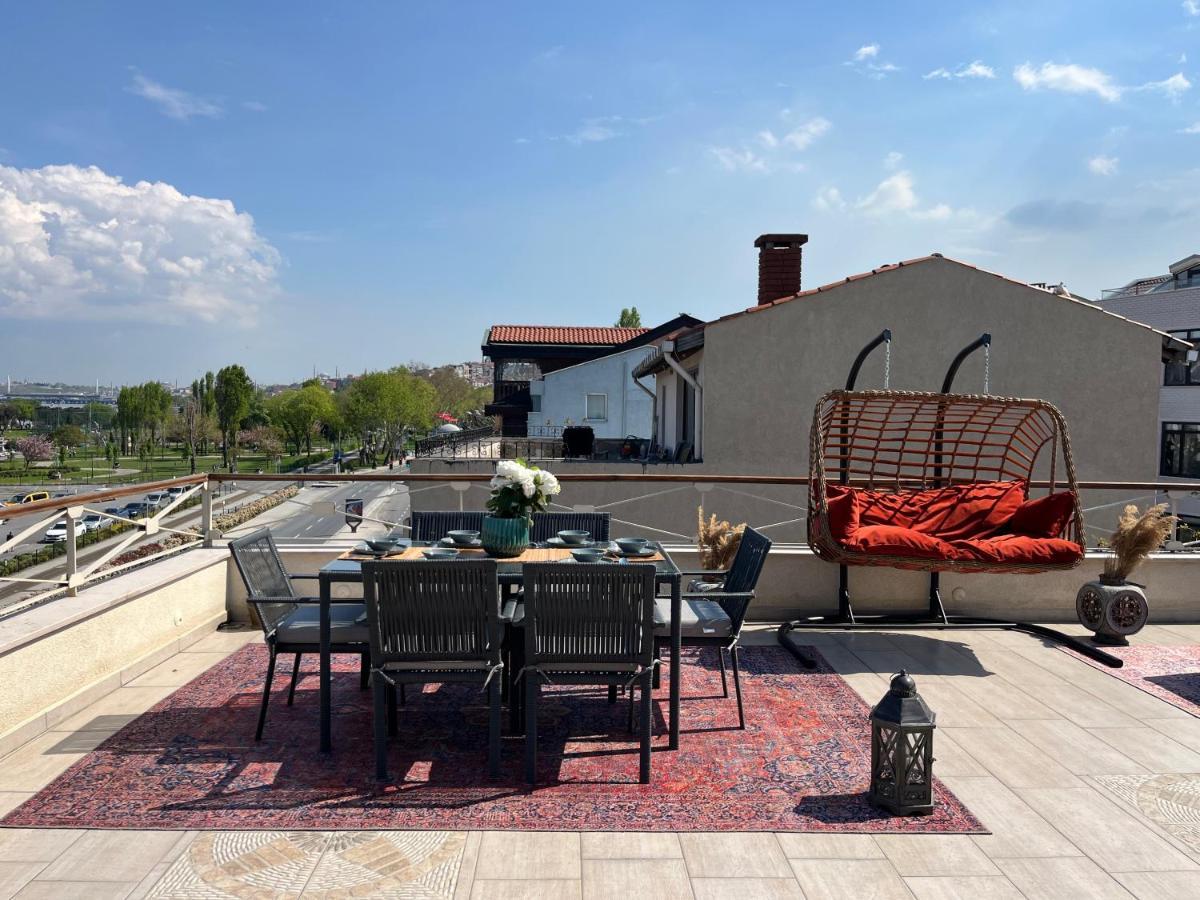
xmin=481 ymin=515 xmax=529 ymax=558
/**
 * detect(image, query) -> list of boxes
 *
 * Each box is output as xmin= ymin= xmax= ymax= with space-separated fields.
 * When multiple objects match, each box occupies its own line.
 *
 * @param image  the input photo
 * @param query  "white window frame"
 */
xmin=584 ymin=392 xmax=608 ymax=422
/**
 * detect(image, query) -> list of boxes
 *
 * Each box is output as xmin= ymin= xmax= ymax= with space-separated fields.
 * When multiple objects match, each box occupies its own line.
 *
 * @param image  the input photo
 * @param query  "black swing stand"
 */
xmin=778 ymin=330 xmax=1123 ymax=670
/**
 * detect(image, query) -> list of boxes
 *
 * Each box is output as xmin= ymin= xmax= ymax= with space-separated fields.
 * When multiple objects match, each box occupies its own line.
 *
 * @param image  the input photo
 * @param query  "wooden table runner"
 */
xmin=340 ymin=546 xmax=664 ymax=563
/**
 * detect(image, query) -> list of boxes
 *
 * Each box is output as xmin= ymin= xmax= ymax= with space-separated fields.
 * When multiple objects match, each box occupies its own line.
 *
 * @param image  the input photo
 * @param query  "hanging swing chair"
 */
xmin=780 ymin=329 xmax=1121 ymax=669
xmin=808 ymin=389 xmax=1086 ymax=574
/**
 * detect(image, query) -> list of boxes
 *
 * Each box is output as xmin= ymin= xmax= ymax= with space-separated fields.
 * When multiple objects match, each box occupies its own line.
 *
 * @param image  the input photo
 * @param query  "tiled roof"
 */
xmin=486 ymin=325 xmax=648 ymax=345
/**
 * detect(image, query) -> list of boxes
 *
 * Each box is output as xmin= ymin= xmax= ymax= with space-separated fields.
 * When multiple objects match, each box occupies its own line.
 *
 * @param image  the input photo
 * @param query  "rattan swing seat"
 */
xmin=808 ymin=390 xmax=1085 ymax=574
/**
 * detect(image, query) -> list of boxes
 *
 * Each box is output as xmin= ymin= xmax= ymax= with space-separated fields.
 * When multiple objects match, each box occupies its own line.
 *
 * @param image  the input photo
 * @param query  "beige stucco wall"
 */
xmin=0 ymin=550 xmax=229 ymax=741
xmin=701 ymin=257 xmax=1164 ymax=479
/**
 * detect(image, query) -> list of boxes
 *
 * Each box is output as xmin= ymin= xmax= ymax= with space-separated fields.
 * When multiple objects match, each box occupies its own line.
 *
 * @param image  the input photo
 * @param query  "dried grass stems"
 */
xmin=697 ymin=506 xmax=746 ymax=574
xmin=1103 ymin=503 xmax=1175 ymax=582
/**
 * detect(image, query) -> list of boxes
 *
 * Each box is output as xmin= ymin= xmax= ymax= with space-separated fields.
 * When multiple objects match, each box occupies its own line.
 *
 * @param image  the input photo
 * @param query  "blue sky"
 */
xmin=1 ymin=1 xmax=1198 ymax=385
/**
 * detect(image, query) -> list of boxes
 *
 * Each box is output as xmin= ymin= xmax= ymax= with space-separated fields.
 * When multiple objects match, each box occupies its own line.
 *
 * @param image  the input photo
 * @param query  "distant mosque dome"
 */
xmin=434 ymin=423 xmax=462 ymax=434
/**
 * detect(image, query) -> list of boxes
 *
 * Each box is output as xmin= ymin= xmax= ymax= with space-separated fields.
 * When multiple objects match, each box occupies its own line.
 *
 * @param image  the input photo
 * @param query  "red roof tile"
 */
xmin=487 ymin=325 xmax=648 ymax=345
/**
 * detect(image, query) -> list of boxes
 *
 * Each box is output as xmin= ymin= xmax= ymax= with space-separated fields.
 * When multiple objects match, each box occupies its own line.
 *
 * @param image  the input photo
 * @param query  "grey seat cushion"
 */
xmin=653 ymin=597 xmax=732 ymax=638
xmin=277 ymin=603 xmax=368 ymax=645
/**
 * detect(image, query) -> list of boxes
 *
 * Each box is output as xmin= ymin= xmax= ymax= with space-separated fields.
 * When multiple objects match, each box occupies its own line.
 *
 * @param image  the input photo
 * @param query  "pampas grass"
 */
xmin=697 ymin=506 xmax=746 ymax=573
xmin=1103 ymin=503 xmax=1175 ymax=582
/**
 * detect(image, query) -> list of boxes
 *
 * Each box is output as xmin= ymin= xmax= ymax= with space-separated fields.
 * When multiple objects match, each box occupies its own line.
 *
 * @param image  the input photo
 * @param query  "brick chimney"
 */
xmin=754 ymin=234 xmax=808 ymax=305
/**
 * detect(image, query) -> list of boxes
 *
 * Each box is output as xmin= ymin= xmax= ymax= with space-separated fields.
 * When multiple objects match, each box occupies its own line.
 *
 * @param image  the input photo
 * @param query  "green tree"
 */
xmin=50 ymin=424 xmax=85 ymax=450
xmin=267 ymin=384 xmax=337 ymax=456
xmin=616 ymin=307 xmax=642 ymax=328
xmin=214 ymin=365 xmax=254 ymax=470
xmin=340 ymin=369 xmax=436 ymax=466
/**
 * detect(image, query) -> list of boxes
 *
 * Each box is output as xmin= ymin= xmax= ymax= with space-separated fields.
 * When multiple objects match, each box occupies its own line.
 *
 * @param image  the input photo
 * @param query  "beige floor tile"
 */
xmin=14 ymin=882 xmax=136 ymax=899
xmin=581 ymin=858 xmax=692 ymax=900
xmin=940 ymin=727 xmax=1083 ymax=789
xmin=1113 ymin=869 xmax=1200 ymax=898
xmin=52 ymin=685 xmax=177 ymax=734
xmin=0 ymin=830 xmax=82 ymax=863
xmin=789 ymin=859 xmax=913 ymax=899
xmin=0 ymin=862 xmax=46 ymax=897
xmin=930 ymin=731 xmax=989 ymax=777
xmin=875 ymin=835 xmax=999 ymax=877
xmin=475 ymin=832 xmax=580 ymax=880
xmin=1017 ymin=787 xmax=1199 ymax=873
xmin=125 ymin=832 xmax=198 ymax=900
xmin=124 ymin=652 xmax=230 ymax=688
xmin=837 ymin=671 xmax=892 ymax=703
xmin=580 ymin=833 xmax=682 ymax=859
xmin=182 ymin=628 xmax=259 ymax=653
xmin=679 ymin=833 xmax=791 ymax=878
xmin=38 ymin=831 xmax=186 ymax=883
xmin=909 ymin=684 xmax=1004 ymax=729
xmin=1018 ymin=680 xmax=1142 ymax=729
xmin=469 ymin=879 xmax=581 ymax=899
xmin=903 ymin=875 xmax=1022 ymax=899
xmin=996 ymin=857 xmax=1134 ymax=899
xmin=453 ymin=831 xmax=482 ymax=900
xmin=1008 ymin=719 xmax=1152 ymax=776
xmin=947 ymin=673 xmax=1061 ymax=720
xmin=938 ymin=775 xmax=1080 ymax=859
xmin=690 ymin=877 xmax=804 ymax=899
xmin=0 ymin=731 xmax=105 ymax=793
xmin=1089 ymin=727 xmax=1200 ymax=773
xmin=1144 ymin=717 xmax=1200 ymax=754
xmin=774 ymin=833 xmax=883 ymax=859
xmin=0 ymin=793 xmax=33 ymax=818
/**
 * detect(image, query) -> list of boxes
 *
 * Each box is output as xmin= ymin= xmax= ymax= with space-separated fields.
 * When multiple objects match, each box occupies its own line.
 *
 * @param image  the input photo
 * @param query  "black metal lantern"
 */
xmin=869 ymin=670 xmax=936 ymax=816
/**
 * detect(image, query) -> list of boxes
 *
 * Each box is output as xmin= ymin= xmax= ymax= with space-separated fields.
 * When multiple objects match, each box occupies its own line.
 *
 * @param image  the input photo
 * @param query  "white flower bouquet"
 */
xmin=486 ymin=458 xmax=561 ymax=525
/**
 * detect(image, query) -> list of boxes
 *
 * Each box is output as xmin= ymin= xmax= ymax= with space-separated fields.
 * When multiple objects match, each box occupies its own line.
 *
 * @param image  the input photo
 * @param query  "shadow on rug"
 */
xmin=1062 ymin=643 xmax=1200 ymax=717
xmin=3 ymin=644 xmax=984 ymax=833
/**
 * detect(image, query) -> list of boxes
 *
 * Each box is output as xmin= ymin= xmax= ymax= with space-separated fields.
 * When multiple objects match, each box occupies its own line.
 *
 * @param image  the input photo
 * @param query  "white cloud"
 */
xmin=857 ymin=171 xmax=919 ymax=215
xmin=883 ymin=151 xmax=904 ymax=170
xmin=1182 ymin=122 xmax=1200 ymax=133
xmin=126 ymin=73 xmax=222 ymax=120
xmin=565 ymin=117 xmax=622 ymax=144
xmin=0 ymin=163 xmax=279 ymax=324
xmin=1013 ymin=62 xmax=1121 ymax=101
xmin=812 ymin=187 xmax=846 ymax=212
xmin=847 ymin=44 xmax=899 ymax=79
xmin=757 ymin=130 xmax=779 ymax=149
xmin=242 ymin=100 xmax=268 ymax=112
xmin=1185 ymin=0 xmax=1199 ymax=15
xmin=709 ymin=146 xmax=768 ymax=173
xmin=925 ymin=61 xmax=995 ymax=80
xmin=1087 ymin=155 xmax=1119 ymax=176
xmin=1139 ymin=72 xmax=1191 ymax=99
xmin=911 ymin=203 xmax=954 ymax=221
xmin=782 ymin=117 xmax=831 ymax=150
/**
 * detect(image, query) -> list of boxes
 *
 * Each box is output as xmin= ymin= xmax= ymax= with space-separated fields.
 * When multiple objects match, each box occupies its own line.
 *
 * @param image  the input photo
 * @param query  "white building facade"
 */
xmin=527 ymin=346 xmax=657 ymax=441
xmin=1097 ymin=253 xmax=1200 ymax=519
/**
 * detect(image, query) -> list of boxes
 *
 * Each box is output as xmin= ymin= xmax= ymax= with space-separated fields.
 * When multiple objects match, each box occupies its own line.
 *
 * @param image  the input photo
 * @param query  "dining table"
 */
xmin=316 ymin=540 xmax=685 ymax=755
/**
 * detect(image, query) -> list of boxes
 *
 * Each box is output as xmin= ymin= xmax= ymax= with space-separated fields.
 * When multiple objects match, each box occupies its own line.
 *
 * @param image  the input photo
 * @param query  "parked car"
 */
xmin=104 ymin=506 xmax=123 ymax=517
xmin=166 ymin=486 xmax=190 ymax=498
xmin=43 ymin=521 xmax=83 ymax=543
xmin=81 ymin=513 xmax=111 ymax=532
xmin=120 ymin=502 xmax=150 ymax=519
xmin=145 ymin=492 xmax=170 ymax=509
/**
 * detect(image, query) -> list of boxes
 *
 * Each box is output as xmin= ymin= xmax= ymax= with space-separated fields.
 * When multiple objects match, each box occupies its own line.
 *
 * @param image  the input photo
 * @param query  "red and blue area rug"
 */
xmin=3 ymin=644 xmax=983 ymax=833
xmin=1063 ymin=643 xmax=1200 ymax=717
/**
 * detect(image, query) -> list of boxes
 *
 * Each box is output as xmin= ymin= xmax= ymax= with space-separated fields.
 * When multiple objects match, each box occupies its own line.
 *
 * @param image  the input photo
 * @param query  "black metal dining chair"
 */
xmin=653 ymin=526 xmax=772 ymax=729
xmin=361 ymin=559 xmax=504 ymax=780
xmin=228 ymin=529 xmax=369 ymax=741
xmin=520 ymin=562 xmax=658 ymax=784
xmin=530 ymin=511 xmax=611 ymax=543
xmin=408 ymin=511 xmax=485 ymax=542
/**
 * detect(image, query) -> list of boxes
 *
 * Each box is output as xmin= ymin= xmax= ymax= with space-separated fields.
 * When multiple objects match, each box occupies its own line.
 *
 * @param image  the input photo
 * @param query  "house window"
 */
xmin=585 ymin=393 xmax=607 ymax=421
xmin=1161 ymin=422 xmax=1200 ymax=477
xmin=530 ymin=394 xmax=541 ymax=413
xmin=1165 ymin=330 xmax=1200 ymax=385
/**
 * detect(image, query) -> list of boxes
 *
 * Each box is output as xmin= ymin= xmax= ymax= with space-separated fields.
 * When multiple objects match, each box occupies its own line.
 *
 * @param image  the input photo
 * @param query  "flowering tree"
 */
xmin=486 ymin=459 xmax=560 ymax=524
xmin=14 ymin=435 xmax=54 ymax=471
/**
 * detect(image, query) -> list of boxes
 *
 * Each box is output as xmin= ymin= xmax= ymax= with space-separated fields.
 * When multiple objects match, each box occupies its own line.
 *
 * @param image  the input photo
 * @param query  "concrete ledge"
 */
xmin=0 ymin=548 xmax=230 ymax=744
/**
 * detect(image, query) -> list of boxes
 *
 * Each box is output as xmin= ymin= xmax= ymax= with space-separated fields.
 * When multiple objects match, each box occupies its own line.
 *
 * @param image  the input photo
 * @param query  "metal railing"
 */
xmin=413 ymin=424 xmax=497 ymax=457
xmin=4 ymin=470 xmax=1200 ymax=609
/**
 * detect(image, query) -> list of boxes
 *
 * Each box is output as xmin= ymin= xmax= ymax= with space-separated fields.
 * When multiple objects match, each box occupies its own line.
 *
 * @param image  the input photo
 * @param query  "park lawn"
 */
xmin=0 ymin=447 xmax=335 ymax=486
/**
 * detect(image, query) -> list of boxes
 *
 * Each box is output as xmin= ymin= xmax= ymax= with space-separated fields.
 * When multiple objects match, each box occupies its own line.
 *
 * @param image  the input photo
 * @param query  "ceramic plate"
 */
xmin=545 ymin=536 xmax=598 ymax=548
xmin=439 ymin=537 xmax=482 ymax=548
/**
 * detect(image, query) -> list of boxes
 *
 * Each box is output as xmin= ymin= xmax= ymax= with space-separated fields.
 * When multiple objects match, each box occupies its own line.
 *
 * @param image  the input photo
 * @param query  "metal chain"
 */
xmin=983 ymin=343 xmax=990 ymax=394
xmin=883 ymin=340 xmax=891 ymax=389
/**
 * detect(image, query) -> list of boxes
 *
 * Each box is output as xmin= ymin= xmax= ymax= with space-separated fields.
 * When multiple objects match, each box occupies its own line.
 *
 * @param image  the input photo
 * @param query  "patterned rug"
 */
xmin=3 ymin=644 xmax=983 ymax=833
xmin=1062 ymin=643 xmax=1200 ymax=717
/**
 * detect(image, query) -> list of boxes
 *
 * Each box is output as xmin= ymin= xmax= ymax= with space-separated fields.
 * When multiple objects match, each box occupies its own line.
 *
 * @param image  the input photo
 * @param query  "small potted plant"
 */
xmin=696 ymin=506 xmax=746 ymax=586
xmin=1076 ymin=503 xmax=1175 ymax=645
xmin=482 ymin=459 xmax=560 ymax=557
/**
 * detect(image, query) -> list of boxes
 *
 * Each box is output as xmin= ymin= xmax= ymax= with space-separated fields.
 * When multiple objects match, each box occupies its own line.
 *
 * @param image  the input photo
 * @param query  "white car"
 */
xmin=43 ymin=522 xmax=83 ymax=543
xmin=145 ymin=492 xmax=171 ymax=509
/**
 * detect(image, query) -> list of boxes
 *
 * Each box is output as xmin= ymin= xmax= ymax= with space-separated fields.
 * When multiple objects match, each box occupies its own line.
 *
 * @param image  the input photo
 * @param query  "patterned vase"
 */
xmin=1076 ymin=575 xmax=1149 ymax=646
xmin=481 ymin=515 xmax=529 ymax=558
